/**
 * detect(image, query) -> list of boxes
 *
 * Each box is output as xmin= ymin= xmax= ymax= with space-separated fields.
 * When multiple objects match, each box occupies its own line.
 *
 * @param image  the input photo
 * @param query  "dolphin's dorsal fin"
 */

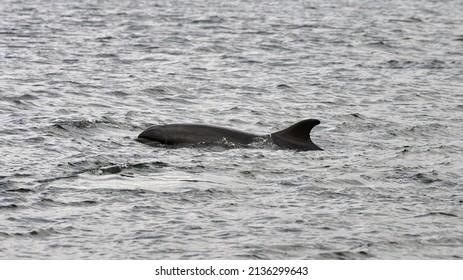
xmin=270 ymin=119 xmax=322 ymax=151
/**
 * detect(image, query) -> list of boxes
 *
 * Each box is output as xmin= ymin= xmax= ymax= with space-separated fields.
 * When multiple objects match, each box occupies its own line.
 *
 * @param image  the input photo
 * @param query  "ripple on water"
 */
xmin=1 ymin=0 xmax=463 ymax=260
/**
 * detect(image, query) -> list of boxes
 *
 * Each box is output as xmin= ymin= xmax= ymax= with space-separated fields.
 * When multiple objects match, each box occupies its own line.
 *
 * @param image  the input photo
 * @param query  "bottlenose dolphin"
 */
xmin=137 ymin=119 xmax=323 ymax=151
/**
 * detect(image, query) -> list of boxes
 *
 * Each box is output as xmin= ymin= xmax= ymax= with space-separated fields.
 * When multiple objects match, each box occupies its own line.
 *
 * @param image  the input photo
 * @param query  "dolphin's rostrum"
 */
xmin=137 ymin=119 xmax=322 ymax=151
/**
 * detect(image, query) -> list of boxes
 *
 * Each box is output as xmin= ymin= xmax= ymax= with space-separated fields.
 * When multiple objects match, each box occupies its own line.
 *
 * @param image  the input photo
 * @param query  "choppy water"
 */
xmin=1 ymin=0 xmax=462 ymax=259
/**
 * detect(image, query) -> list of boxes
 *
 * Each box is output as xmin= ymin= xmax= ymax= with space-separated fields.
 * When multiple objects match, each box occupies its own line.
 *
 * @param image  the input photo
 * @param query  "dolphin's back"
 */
xmin=137 ymin=119 xmax=322 ymax=151
xmin=137 ymin=124 xmax=258 ymax=145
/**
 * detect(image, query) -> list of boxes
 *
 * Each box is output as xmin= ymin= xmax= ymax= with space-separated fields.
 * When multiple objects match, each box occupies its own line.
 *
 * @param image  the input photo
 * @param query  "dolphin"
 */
xmin=137 ymin=119 xmax=323 ymax=151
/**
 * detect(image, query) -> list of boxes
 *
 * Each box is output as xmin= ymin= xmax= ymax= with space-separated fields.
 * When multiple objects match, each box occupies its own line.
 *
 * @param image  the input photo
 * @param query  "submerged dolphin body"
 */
xmin=137 ymin=119 xmax=323 ymax=151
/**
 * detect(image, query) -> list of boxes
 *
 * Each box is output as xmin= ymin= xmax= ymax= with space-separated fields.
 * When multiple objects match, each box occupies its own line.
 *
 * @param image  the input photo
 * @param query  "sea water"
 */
xmin=1 ymin=0 xmax=462 ymax=259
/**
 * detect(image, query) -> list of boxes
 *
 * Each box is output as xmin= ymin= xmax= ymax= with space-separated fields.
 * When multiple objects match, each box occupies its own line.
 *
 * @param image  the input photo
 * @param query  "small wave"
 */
xmin=414 ymin=212 xmax=458 ymax=218
xmin=29 ymin=228 xmax=56 ymax=237
xmin=142 ymin=85 xmax=187 ymax=95
xmin=0 ymin=204 xmax=19 ymax=209
xmin=0 ymin=177 xmax=15 ymax=188
xmin=68 ymin=200 xmax=98 ymax=207
xmin=52 ymin=117 xmax=117 ymax=130
xmin=191 ymin=16 xmax=226 ymax=24
xmin=248 ymin=136 xmax=277 ymax=150
xmin=381 ymin=59 xmax=446 ymax=69
xmin=388 ymin=17 xmax=423 ymax=23
xmin=97 ymin=161 xmax=169 ymax=175
xmin=317 ymin=250 xmax=372 ymax=260
xmin=412 ymin=172 xmax=441 ymax=184
xmin=6 ymin=188 xmax=35 ymax=193
xmin=4 ymin=228 xmax=57 ymax=239
xmin=37 ymin=198 xmax=66 ymax=207
xmin=104 ymin=90 xmax=129 ymax=97
xmin=367 ymin=41 xmax=394 ymax=48
xmin=276 ymin=84 xmax=292 ymax=89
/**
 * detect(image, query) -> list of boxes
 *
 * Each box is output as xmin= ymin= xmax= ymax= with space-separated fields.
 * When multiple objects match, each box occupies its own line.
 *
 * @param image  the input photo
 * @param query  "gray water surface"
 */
xmin=1 ymin=0 xmax=462 ymax=259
